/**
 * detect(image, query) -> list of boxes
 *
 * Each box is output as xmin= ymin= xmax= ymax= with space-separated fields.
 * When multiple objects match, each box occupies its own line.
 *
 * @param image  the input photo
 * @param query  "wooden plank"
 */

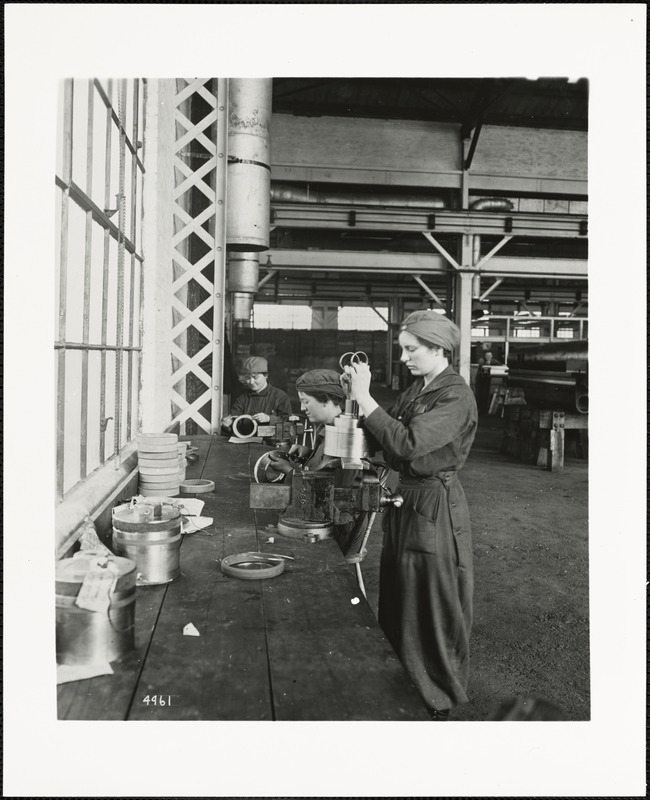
xmin=128 ymin=526 xmax=272 ymax=720
xmin=129 ymin=436 xmax=271 ymax=720
xmin=262 ymin=538 xmax=429 ymax=720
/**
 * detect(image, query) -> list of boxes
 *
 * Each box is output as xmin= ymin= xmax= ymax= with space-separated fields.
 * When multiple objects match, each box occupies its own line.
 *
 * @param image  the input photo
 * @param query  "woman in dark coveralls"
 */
xmin=221 ymin=356 xmax=292 ymax=431
xmin=343 ymin=310 xmax=478 ymax=720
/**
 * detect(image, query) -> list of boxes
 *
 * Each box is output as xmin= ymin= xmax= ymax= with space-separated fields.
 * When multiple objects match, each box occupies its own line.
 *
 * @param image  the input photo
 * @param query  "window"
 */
xmin=253 ymin=304 xmax=312 ymax=329
xmin=338 ymin=306 xmax=388 ymax=331
xmin=556 ymin=327 xmax=575 ymax=339
xmin=55 ymin=78 xmax=146 ymax=498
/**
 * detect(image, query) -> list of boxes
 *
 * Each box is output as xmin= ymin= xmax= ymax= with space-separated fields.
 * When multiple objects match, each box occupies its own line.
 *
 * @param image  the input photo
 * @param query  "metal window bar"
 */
xmin=93 ymin=79 xmax=145 ymax=172
xmin=56 ymin=78 xmax=145 ymax=496
xmin=80 ymin=79 xmax=94 ymax=479
xmin=114 ymin=79 xmax=127 ymax=464
xmin=100 ymin=80 xmax=113 ymax=465
xmin=126 ymin=82 xmax=140 ymax=440
xmin=54 ymin=178 xmax=142 ymax=259
xmin=56 ymin=79 xmax=73 ymax=499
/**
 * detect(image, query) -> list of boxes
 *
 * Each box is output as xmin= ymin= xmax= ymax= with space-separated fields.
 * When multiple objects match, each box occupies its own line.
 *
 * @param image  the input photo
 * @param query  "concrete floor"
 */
xmin=357 ymin=406 xmax=590 ymax=722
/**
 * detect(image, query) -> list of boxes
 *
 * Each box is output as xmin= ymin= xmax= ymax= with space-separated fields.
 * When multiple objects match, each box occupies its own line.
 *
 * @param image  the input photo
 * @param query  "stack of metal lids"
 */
xmin=137 ymin=433 xmax=180 ymax=496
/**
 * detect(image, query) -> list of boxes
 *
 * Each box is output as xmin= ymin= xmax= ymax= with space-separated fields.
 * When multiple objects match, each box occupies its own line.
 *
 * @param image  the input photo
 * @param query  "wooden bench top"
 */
xmin=57 ymin=435 xmax=429 ymax=721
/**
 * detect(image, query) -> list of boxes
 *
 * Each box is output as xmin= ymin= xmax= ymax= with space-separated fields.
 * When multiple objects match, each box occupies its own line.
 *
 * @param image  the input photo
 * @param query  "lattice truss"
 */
xmin=171 ymin=79 xmax=220 ymax=433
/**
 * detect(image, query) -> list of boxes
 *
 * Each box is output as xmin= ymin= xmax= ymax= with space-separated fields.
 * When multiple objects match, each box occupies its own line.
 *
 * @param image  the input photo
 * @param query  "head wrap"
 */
xmin=240 ymin=356 xmax=268 ymax=375
xmin=400 ymin=310 xmax=461 ymax=350
xmin=296 ymin=368 xmax=346 ymax=399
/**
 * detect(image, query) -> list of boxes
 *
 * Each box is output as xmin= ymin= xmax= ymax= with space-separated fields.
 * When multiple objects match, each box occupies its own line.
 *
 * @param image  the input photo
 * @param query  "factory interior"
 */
xmin=52 ymin=73 xmax=594 ymax=721
xmin=4 ymin=6 xmax=647 ymax=798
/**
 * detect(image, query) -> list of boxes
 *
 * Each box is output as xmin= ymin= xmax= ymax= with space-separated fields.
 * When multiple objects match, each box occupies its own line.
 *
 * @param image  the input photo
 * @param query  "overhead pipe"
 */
xmin=270 ymin=184 xmax=447 ymax=209
xmin=227 ymin=78 xmax=273 ymax=252
xmin=469 ymin=198 xmax=514 ymax=212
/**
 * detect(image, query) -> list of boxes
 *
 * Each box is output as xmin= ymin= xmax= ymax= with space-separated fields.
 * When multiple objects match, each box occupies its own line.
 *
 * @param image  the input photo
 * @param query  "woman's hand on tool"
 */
xmin=221 ymin=416 xmax=234 ymax=428
xmin=343 ymin=363 xmax=379 ymax=417
xmin=288 ymin=444 xmax=311 ymax=460
xmin=267 ymin=452 xmax=296 ymax=475
xmin=252 ymin=412 xmax=270 ymax=423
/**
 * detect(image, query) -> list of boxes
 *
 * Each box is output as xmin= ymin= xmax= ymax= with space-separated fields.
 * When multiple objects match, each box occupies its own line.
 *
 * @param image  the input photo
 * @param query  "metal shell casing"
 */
xmin=323 ymin=414 xmax=370 ymax=461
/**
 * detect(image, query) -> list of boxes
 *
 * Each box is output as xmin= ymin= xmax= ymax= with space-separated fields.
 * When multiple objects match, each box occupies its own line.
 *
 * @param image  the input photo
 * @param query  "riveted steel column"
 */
xmin=212 ymin=78 xmax=229 ymax=432
xmin=455 ymin=233 xmax=474 ymax=385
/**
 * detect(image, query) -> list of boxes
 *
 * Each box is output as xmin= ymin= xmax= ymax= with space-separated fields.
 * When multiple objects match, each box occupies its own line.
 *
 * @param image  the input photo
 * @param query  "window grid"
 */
xmin=55 ymin=78 xmax=146 ymax=499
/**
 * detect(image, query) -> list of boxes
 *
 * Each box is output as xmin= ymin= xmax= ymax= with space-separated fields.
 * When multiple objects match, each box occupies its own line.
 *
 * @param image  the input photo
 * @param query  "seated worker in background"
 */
xmin=221 ymin=356 xmax=292 ymax=432
xmin=266 ymin=369 xmax=367 ymax=560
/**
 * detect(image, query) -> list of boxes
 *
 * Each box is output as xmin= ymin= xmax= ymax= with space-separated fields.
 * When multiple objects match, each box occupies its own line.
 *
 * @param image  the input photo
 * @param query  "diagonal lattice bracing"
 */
xmin=170 ymin=79 xmax=221 ymax=434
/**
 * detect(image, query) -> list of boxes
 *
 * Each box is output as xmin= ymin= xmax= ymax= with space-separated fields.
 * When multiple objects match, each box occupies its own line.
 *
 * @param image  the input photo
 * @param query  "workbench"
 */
xmin=57 ymin=435 xmax=429 ymax=721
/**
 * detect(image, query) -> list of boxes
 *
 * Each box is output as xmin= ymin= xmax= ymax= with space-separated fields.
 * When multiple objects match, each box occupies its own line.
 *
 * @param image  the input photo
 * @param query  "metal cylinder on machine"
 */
xmin=228 ymin=252 xmax=260 ymax=292
xmin=226 ymin=78 xmax=272 ymax=252
xmin=228 ymin=252 xmax=259 ymax=321
xmin=232 ymin=292 xmax=255 ymax=323
xmin=324 ymin=415 xmax=370 ymax=465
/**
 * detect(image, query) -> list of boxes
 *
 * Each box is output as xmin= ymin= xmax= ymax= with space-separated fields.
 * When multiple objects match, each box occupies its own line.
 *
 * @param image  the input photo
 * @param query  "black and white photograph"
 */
xmin=4 ymin=3 xmax=646 ymax=798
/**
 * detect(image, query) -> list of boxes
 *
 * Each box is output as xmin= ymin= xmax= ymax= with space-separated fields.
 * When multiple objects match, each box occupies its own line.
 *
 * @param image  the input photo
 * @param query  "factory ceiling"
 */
xmin=272 ymin=77 xmax=588 ymax=132
xmin=264 ymin=77 xmax=588 ymax=313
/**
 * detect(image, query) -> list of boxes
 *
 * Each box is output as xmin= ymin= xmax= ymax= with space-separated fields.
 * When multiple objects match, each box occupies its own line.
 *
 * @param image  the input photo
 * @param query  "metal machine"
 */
xmin=230 ymin=414 xmax=310 ymax=446
xmin=506 ymin=341 xmax=588 ymax=414
xmin=248 ymin=351 xmax=403 ymax=595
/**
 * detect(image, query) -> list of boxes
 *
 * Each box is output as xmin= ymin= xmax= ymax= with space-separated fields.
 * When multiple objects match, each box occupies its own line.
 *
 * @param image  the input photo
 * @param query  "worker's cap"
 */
xmin=240 ymin=356 xmax=268 ymax=375
xmin=296 ymin=368 xmax=346 ymax=399
xmin=400 ymin=309 xmax=461 ymax=350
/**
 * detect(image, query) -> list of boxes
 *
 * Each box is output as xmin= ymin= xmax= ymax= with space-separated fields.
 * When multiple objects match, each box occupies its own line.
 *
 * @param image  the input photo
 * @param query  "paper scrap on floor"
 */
xmin=183 ymin=622 xmax=200 ymax=637
xmin=57 ymin=662 xmax=114 ymax=684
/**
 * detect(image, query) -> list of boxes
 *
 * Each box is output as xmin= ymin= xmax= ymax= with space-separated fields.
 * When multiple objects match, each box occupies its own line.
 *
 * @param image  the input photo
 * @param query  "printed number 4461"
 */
xmin=142 ymin=694 xmax=171 ymax=706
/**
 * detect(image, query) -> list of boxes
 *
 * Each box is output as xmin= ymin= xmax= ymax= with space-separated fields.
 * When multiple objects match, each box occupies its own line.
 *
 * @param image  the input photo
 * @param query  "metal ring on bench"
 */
xmin=220 ymin=552 xmax=285 ymax=581
xmin=231 ymin=414 xmax=258 ymax=439
xmin=179 ymin=479 xmax=215 ymax=494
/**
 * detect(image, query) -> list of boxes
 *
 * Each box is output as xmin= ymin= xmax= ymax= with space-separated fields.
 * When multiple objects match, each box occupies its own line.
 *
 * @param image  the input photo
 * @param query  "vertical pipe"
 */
xmin=211 ymin=77 xmax=229 ymax=433
xmin=226 ymin=78 xmax=272 ymax=251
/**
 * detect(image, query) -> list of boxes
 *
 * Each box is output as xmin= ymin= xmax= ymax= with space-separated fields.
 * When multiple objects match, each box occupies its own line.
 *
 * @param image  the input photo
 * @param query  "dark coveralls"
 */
xmin=229 ymin=384 xmax=292 ymax=424
xmin=362 ymin=366 xmax=478 ymax=711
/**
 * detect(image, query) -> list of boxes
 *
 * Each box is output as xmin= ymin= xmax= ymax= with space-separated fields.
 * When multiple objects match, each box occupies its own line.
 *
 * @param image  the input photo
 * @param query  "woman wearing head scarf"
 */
xmin=342 ymin=310 xmax=478 ymax=720
xmin=267 ymin=368 xmax=366 ymax=558
xmin=221 ymin=356 xmax=292 ymax=431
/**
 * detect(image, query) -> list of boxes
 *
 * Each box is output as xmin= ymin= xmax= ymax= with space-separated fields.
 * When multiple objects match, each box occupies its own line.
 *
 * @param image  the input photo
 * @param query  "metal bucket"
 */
xmin=55 ymin=553 xmax=136 ymax=665
xmin=112 ymin=503 xmax=182 ymax=584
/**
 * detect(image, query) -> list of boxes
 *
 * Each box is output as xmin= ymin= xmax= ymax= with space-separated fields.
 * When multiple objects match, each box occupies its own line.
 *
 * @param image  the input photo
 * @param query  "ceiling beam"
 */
xmin=265 ymin=248 xmax=587 ymax=278
xmin=271 ymin=204 xmax=588 ymax=238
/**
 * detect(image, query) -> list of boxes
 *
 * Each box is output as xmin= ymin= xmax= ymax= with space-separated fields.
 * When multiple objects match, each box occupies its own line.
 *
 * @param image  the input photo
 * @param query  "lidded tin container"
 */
xmin=55 ymin=553 xmax=137 ymax=665
xmin=112 ymin=502 xmax=182 ymax=584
